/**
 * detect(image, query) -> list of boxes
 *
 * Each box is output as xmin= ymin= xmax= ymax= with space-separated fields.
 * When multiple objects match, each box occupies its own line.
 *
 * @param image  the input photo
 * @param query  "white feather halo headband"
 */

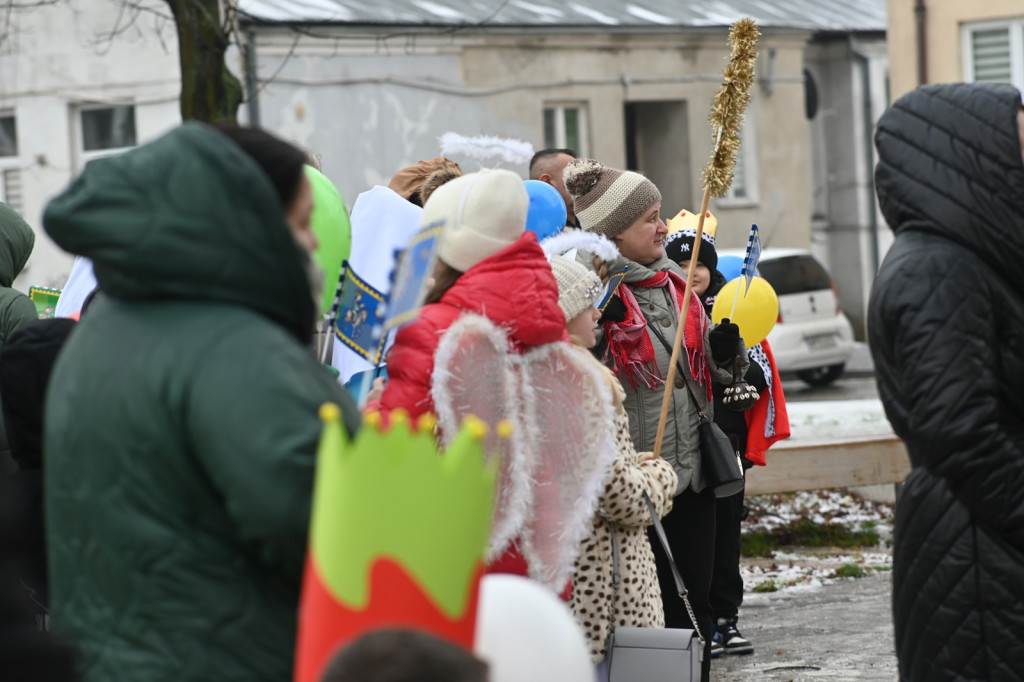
xmin=540 ymin=228 xmax=619 ymax=264
xmin=439 ymin=132 xmax=534 ymax=166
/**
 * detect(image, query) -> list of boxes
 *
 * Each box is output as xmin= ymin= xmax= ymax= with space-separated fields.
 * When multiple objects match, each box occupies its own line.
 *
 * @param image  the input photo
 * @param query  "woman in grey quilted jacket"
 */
xmin=548 ymin=254 xmax=677 ymax=676
xmin=564 ymin=159 xmax=744 ymax=682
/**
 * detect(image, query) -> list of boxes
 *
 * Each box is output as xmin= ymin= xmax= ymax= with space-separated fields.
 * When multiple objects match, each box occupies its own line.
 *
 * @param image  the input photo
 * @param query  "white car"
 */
xmin=718 ymin=248 xmax=855 ymax=386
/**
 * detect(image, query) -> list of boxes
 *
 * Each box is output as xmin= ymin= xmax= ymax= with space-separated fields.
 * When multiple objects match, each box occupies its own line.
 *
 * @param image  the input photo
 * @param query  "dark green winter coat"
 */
xmin=0 ymin=202 xmax=41 ymax=471
xmin=0 ymin=203 xmax=37 ymax=341
xmin=42 ymin=123 xmax=360 ymax=682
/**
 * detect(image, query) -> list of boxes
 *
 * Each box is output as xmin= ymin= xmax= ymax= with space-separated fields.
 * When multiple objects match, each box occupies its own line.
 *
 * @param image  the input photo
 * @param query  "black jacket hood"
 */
xmin=874 ymin=82 xmax=1024 ymax=292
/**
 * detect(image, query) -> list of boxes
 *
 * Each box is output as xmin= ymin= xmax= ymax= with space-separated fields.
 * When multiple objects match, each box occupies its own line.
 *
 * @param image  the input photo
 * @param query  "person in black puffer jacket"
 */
xmin=870 ymin=82 xmax=1024 ymax=681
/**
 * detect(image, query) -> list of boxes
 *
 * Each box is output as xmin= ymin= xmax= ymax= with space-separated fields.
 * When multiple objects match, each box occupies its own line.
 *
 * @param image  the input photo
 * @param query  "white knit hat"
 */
xmin=549 ymin=255 xmax=603 ymax=321
xmin=425 ymin=169 xmax=527 ymax=272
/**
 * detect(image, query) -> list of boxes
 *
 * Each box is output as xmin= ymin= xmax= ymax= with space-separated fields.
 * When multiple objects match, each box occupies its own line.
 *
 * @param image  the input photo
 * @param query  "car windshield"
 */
xmin=758 ymin=255 xmax=832 ymax=295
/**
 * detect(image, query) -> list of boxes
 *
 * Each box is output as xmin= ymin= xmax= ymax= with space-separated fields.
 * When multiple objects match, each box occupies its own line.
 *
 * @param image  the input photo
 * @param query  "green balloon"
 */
xmin=305 ymin=166 xmax=352 ymax=315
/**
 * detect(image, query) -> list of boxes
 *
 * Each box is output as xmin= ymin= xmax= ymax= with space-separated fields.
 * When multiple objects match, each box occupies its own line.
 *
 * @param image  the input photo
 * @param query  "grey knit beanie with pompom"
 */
xmin=563 ymin=158 xmax=661 ymax=239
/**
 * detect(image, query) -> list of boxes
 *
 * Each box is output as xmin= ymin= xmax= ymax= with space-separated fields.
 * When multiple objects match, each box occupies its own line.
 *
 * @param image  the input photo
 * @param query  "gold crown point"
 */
xmin=417 ymin=413 xmax=438 ymax=433
xmin=319 ymin=402 xmax=341 ymax=423
xmin=463 ymin=415 xmax=489 ymax=440
xmin=363 ymin=410 xmax=383 ymax=430
xmin=496 ymin=420 xmax=514 ymax=439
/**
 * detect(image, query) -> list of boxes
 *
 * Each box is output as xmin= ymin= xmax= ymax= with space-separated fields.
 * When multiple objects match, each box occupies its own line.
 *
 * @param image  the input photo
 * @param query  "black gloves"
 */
xmin=708 ymin=319 xmax=741 ymax=364
xmin=598 ymin=296 xmax=627 ymax=324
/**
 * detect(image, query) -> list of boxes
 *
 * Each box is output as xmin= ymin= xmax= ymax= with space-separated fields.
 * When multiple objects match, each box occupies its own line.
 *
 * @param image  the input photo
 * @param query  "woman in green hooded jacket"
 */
xmin=42 ymin=123 xmax=360 ymax=682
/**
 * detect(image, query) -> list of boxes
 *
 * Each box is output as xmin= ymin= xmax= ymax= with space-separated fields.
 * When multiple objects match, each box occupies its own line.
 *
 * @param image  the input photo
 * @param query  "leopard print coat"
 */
xmin=569 ymin=358 xmax=678 ymax=663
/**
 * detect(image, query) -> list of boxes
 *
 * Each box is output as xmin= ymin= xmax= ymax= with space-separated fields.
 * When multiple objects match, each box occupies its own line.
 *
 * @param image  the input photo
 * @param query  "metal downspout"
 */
xmin=914 ymin=0 xmax=928 ymax=85
xmin=849 ymin=37 xmax=880 ymax=275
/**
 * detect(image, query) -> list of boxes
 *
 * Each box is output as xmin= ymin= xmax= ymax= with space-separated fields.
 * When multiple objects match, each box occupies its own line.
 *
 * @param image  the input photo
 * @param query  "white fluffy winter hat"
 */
xmin=549 ymin=255 xmax=603 ymax=322
xmin=425 ymin=169 xmax=527 ymax=273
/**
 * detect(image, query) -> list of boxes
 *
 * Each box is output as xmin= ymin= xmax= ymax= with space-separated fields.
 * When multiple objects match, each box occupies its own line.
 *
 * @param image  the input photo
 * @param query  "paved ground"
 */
xmin=711 ymin=571 xmax=898 ymax=681
xmin=707 ymin=340 xmax=899 ymax=680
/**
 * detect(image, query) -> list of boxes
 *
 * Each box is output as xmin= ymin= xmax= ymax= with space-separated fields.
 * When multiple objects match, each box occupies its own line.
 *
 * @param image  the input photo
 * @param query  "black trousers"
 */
xmin=649 ymin=486 xmax=716 ymax=682
xmin=709 ymin=486 xmax=745 ymax=621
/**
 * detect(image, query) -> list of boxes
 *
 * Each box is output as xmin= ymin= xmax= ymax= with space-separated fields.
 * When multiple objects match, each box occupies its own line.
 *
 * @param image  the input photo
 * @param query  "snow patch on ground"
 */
xmin=746 ymin=489 xmax=893 ymax=532
xmin=740 ymin=489 xmax=894 ymax=594
xmin=785 ymin=399 xmax=894 ymax=443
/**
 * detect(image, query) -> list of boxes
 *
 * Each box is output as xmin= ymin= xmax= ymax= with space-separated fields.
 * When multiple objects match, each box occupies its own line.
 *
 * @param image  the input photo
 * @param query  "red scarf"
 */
xmin=603 ymin=270 xmax=711 ymax=399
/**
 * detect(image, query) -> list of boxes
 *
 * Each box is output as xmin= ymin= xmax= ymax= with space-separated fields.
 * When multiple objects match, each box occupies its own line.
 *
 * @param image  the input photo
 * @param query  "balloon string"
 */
xmin=728 ymin=279 xmax=741 ymax=320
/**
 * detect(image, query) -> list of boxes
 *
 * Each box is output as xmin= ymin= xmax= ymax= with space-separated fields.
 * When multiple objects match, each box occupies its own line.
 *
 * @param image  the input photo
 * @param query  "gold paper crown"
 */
xmin=667 ymin=209 xmax=718 ymax=238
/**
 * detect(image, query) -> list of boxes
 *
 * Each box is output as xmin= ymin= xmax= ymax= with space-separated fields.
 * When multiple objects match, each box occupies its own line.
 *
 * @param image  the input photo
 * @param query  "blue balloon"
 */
xmin=524 ymin=180 xmax=567 ymax=241
xmin=717 ymin=255 xmax=745 ymax=281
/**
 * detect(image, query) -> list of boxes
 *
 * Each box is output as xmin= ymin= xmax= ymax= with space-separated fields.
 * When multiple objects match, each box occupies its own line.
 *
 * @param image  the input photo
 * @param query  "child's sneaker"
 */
xmin=710 ymin=637 xmax=724 ymax=658
xmin=715 ymin=617 xmax=754 ymax=655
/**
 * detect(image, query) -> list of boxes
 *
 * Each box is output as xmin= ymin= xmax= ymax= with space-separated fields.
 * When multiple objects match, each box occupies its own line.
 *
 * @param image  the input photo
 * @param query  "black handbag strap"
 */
xmin=643 ymin=492 xmax=705 ymax=645
xmin=646 ymin=321 xmax=710 ymax=423
xmin=604 ymin=494 xmax=704 ymax=645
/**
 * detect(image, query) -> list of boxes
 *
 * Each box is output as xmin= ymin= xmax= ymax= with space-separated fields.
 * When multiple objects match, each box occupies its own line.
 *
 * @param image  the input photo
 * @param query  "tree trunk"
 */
xmin=166 ymin=0 xmax=242 ymax=123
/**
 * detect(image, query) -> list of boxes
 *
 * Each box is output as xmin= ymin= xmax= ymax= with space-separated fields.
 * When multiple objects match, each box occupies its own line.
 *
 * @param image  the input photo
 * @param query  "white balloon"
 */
xmin=474 ymin=575 xmax=595 ymax=682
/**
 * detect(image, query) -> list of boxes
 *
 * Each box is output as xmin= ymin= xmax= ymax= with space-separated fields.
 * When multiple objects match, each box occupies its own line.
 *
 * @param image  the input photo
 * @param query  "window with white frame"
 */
xmin=963 ymin=18 xmax=1024 ymax=89
xmin=0 ymin=113 xmax=22 ymax=214
xmin=77 ymin=104 xmax=137 ymax=166
xmin=543 ymin=103 xmax=589 ymax=155
xmin=718 ymin=114 xmax=760 ymax=206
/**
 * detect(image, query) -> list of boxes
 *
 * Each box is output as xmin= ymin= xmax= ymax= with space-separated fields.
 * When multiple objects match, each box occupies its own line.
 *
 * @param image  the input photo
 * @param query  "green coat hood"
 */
xmin=43 ymin=123 xmax=314 ymax=341
xmin=0 ymin=202 xmax=35 ymax=287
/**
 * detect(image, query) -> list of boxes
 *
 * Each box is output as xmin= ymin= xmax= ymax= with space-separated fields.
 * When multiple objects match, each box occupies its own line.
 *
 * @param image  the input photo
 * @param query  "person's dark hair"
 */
xmin=528 ymin=148 xmax=578 ymax=178
xmin=424 ymin=261 xmax=464 ymax=305
xmin=210 ymin=124 xmax=307 ymax=209
xmin=320 ymin=629 xmax=488 ymax=682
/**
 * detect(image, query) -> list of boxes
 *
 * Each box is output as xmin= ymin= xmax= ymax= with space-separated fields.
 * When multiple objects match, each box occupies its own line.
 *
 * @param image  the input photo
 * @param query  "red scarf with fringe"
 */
xmin=603 ymin=270 xmax=712 ymax=399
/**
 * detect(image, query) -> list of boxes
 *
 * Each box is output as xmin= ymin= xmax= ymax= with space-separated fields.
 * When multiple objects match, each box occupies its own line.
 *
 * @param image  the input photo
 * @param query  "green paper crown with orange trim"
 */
xmin=294 ymin=406 xmax=498 ymax=682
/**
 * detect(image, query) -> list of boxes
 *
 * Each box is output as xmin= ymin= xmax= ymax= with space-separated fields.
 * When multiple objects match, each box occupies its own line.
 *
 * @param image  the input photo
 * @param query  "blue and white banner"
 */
xmin=741 ymin=224 xmax=762 ymax=295
xmin=596 ymin=266 xmax=628 ymax=313
xmin=334 ymin=265 xmax=388 ymax=364
xmin=384 ymin=219 xmax=445 ymax=331
xmin=330 ymin=186 xmax=423 ymax=384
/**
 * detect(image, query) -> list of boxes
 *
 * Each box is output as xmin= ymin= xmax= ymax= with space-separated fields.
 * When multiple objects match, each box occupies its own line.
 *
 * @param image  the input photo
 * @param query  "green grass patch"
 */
xmin=741 ymin=518 xmax=880 ymax=557
xmin=834 ymin=563 xmax=866 ymax=579
xmin=752 ymin=580 xmax=779 ymax=593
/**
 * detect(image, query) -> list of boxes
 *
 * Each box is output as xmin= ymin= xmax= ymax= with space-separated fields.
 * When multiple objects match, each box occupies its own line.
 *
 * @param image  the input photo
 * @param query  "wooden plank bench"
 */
xmin=744 ymin=436 xmax=911 ymax=495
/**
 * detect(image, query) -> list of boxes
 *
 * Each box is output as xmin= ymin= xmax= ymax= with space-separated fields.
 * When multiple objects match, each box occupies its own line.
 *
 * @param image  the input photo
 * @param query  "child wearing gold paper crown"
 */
xmin=547 ymin=251 xmax=677 ymax=676
xmin=664 ymin=209 xmax=789 ymax=659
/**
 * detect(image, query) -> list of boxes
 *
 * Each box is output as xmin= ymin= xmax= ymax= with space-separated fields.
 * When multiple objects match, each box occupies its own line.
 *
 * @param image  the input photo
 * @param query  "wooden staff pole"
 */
xmin=652 ymin=185 xmax=712 ymax=459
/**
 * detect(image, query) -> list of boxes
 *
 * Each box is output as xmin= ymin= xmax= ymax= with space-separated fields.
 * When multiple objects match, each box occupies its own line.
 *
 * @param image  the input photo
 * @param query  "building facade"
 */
xmin=247 ymin=25 xmax=814 ymax=252
xmin=0 ymin=3 xmax=181 ymax=289
xmin=0 ymin=0 xmax=888 ymax=339
xmin=888 ymin=0 xmax=1024 ymax=99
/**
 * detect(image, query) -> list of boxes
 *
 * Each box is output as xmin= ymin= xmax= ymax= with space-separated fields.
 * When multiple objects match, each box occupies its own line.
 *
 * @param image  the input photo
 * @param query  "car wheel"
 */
xmin=796 ymin=363 xmax=845 ymax=387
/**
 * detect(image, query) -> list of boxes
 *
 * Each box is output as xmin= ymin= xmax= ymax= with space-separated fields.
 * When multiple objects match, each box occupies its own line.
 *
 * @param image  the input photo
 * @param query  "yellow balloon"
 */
xmin=711 ymin=276 xmax=779 ymax=347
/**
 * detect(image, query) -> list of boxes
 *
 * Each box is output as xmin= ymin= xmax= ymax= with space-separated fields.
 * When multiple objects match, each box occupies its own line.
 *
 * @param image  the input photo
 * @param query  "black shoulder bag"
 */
xmin=647 ymin=322 xmax=744 ymax=498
